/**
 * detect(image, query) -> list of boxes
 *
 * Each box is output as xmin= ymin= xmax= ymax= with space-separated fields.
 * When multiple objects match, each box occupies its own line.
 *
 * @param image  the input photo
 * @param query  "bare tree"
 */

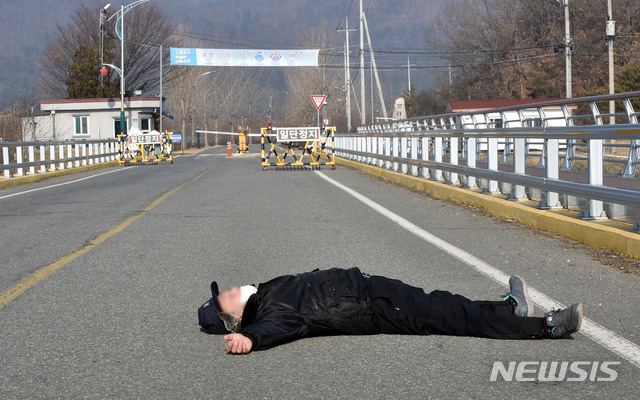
xmin=430 ymin=0 xmax=640 ymax=101
xmin=284 ymin=22 xmax=344 ymax=129
xmin=38 ymin=1 xmax=176 ymax=99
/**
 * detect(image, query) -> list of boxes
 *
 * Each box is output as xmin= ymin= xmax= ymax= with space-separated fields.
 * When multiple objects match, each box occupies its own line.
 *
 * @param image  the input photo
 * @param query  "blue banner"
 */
xmin=170 ymin=48 xmax=319 ymax=67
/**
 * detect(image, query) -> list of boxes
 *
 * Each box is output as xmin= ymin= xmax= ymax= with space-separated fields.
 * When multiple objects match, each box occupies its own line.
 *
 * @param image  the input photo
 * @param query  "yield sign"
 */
xmin=311 ymin=95 xmax=326 ymax=110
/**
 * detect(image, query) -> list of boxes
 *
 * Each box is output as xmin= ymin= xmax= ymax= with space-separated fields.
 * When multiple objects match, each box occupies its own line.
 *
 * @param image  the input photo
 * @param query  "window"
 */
xmin=74 ymin=116 xmax=88 ymax=135
xmin=141 ymin=117 xmax=152 ymax=132
xmin=114 ymin=119 xmax=127 ymax=137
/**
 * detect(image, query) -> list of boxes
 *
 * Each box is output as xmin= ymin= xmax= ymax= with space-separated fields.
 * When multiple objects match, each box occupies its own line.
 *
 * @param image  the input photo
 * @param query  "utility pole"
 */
xmin=403 ymin=56 xmax=415 ymax=92
xmin=562 ymin=0 xmax=572 ymax=98
xmin=337 ymin=18 xmax=357 ymax=132
xmin=359 ymin=0 xmax=365 ymax=125
xmin=363 ymin=12 xmax=388 ymax=121
xmin=607 ymin=0 xmax=615 ymax=124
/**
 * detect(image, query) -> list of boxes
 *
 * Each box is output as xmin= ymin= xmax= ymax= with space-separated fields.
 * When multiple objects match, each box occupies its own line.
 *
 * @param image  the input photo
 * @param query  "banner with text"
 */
xmin=170 ymin=48 xmax=319 ymax=67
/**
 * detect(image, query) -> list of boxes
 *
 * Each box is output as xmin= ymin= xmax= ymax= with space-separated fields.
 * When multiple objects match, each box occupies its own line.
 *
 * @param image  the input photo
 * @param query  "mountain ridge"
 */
xmin=0 ymin=0 xmax=444 ymax=109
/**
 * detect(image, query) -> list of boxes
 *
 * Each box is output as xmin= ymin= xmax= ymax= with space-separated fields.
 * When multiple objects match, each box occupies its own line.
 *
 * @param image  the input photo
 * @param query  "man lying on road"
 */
xmin=198 ymin=267 xmax=582 ymax=354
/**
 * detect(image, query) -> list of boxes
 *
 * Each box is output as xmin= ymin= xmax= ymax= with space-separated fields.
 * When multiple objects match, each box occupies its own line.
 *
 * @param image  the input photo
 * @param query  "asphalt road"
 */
xmin=1 ymin=146 xmax=639 ymax=399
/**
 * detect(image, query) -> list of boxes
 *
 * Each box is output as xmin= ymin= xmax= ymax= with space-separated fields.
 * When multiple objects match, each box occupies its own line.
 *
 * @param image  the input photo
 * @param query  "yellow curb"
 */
xmin=0 ymin=161 xmax=119 ymax=190
xmin=336 ymin=157 xmax=640 ymax=260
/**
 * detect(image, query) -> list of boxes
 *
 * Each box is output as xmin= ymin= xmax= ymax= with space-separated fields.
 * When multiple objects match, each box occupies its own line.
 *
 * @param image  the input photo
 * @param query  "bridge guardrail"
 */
xmin=1 ymin=138 xmax=118 ymax=179
xmin=336 ymin=91 xmax=640 ymax=229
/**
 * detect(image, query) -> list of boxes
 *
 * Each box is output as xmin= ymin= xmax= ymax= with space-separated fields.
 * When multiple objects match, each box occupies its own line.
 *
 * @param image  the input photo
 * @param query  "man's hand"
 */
xmin=224 ymin=333 xmax=253 ymax=354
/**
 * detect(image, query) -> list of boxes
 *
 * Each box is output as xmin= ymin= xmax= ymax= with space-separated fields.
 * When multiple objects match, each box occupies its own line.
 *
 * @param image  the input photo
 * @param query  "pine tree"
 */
xmin=65 ymin=37 xmax=119 ymax=99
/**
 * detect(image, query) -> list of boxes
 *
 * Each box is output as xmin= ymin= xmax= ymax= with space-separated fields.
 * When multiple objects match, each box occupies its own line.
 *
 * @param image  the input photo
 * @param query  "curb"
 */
xmin=0 ymin=161 xmax=119 ymax=190
xmin=336 ymin=157 xmax=640 ymax=260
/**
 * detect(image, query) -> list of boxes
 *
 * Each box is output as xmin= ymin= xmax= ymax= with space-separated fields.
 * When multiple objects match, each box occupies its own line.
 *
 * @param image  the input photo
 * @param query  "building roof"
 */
xmin=39 ymin=96 xmax=161 ymax=105
xmin=39 ymin=97 xmax=161 ymax=112
xmin=449 ymin=99 xmax=575 ymax=112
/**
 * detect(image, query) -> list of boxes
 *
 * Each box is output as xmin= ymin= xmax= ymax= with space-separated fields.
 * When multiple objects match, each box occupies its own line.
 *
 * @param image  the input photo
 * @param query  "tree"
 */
xmin=65 ymin=42 xmax=119 ymax=99
xmin=430 ymin=0 xmax=640 ymax=101
xmin=38 ymin=1 xmax=177 ymax=99
xmin=402 ymin=84 xmax=449 ymax=118
xmin=283 ymin=22 xmax=345 ymax=129
xmin=615 ymin=64 xmax=640 ymax=113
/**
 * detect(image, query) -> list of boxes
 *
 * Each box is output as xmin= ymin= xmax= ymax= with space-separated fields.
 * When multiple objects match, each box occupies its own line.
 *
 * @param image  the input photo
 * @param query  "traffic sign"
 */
xmin=129 ymin=133 xmax=161 ymax=145
xmin=171 ymin=133 xmax=183 ymax=143
xmin=276 ymin=127 xmax=321 ymax=142
xmin=311 ymin=95 xmax=326 ymax=110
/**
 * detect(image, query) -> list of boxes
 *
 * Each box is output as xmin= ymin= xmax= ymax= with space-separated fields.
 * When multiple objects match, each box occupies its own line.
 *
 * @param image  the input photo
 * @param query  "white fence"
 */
xmin=336 ymin=91 xmax=640 ymax=228
xmin=1 ymin=138 xmax=119 ymax=179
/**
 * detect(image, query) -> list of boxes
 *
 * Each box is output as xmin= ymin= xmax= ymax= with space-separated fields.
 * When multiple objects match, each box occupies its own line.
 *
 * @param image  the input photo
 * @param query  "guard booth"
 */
xmin=118 ymin=127 xmax=174 ymax=165
xmin=261 ymin=124 xmax=335 ymax=169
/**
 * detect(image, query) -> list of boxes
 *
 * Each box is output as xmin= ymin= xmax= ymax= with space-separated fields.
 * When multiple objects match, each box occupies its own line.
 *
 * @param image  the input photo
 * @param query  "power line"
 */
xmin=318 ymin=52 xmax=561 ymax=71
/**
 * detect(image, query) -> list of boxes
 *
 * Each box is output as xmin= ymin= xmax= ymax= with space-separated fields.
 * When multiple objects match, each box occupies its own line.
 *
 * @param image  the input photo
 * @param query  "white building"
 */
xmin=27 ymin=97 xmax=161 ymax=141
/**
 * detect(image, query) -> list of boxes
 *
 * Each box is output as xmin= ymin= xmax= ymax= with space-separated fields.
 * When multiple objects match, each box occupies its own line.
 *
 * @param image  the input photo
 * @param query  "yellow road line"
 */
xmin=0 ymin=164 xmax=215 ymax=310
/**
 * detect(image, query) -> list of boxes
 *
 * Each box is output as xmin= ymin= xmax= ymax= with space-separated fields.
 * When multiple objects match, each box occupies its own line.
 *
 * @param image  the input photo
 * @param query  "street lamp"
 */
xmin=99 ymin=4 xmax=111 ymax=90
xmin=101 ymin=0 xmax=151 ymax=145
xmin=193 ymin=70 xmax=214 ymax=149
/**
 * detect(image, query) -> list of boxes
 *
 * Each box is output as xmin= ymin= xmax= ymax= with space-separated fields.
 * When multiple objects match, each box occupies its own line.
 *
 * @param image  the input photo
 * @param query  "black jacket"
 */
xmin=239 ymin=268 xmax=378 ymax=351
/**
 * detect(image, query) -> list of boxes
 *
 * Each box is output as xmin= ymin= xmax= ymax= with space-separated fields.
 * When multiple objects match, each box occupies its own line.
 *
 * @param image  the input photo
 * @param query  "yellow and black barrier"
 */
xmin=261 ymin=125 xmax=335 ymax=170
xmin=118 ymin=131 xmax=174 ymax=166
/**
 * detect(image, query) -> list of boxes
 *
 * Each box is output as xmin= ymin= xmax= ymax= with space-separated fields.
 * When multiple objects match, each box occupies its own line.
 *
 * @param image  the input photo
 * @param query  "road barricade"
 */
xmin=118 ymin=129 xmax=174 ymax=165
xmin=261 ymin=125 xmax=336 ymax=170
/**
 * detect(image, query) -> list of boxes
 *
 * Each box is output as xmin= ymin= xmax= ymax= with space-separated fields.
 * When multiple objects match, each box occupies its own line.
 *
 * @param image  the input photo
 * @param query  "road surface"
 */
xmin=1 ymin=146 xmax=639 ymax=398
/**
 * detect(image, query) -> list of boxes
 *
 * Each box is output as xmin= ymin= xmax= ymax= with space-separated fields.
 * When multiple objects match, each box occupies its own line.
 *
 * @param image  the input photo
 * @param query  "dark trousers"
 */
xmin=369 ymin=275 xmax=535 ymax=339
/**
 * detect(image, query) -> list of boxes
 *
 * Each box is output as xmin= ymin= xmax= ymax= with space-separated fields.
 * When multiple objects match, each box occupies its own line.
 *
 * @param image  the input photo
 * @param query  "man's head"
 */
xmin=197 ymin=282 xmax=250 ymax=334
xmin=217 ymin=287 xmax=244 ymax=317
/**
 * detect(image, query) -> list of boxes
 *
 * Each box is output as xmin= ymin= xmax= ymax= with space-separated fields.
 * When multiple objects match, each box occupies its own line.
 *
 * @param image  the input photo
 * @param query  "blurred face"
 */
xmin=217 ymin=287 xmax=243 ymax=316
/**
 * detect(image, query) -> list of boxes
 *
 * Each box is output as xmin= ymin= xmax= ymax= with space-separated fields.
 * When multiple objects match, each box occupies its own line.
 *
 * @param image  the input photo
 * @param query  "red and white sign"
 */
xmin=311 ymin=95 xmax=326 ymax=110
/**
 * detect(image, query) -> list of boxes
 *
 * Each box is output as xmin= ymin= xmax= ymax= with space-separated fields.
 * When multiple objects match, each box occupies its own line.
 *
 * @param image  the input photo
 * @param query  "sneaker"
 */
xmin=503 ymin=275 xmax=533 ymax=317
xmin=543 ymin=303 xmax=583 ymax=339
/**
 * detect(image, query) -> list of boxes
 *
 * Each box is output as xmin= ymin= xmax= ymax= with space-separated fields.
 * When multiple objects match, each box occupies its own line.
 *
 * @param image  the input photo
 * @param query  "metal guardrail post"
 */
xmin=541 ymin=138 xmax=562 ymax=209
xmin=465 ymin=136 xmax=477 ymax=188
xmin=448 ymin=136 xmax=459 ymax=184
xmin=585 ymin=138 xmax=606 ymax=219
xmin=66 ymin=144 xmax=72 ymax=168
xmin=392 ymin=136 xmax=399 ymax=172
xmin=16 ymin=146 xmax=23 ymax=176
xmin=510 ymin=137 xmax=527 ymax=200
xmin=486 ymin=137 xmax=499 ymax=193
xmin=3 ymin=146 xmax=10 ymax=178
xmin=421 ymin=136 xmax=429 ymax=178
xmin=432 ymin=136 xmax=443 ymax=181
xmin=411 ymin=137 xmax=419 ymax=176
xmin=583 ymin=102 xmax=606 ymax=219
xmin=49 ymin=145 xmax=55 ymax=171
xmin=39 ymin=145 xmax=46 ymax=173
xmin=401 ymin=136 xmax=408 ymax=174
xmin=28 ymin=145 xmax=35 ymax=175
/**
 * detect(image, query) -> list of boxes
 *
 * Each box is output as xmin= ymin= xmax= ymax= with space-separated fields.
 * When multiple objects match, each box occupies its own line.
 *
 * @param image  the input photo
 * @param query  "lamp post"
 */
xmin=193 ymin=70 xmax=214 ymax=149
xmin=101 ymin=0 xmax=151 ymax=141
xmin=99 ymin=3 xmax=111 ymax=90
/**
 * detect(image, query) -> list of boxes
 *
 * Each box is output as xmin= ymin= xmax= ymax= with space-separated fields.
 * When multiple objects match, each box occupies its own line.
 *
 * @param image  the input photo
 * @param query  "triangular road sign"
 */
xmin=311 ymin=95 xmax=326 ymax=110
